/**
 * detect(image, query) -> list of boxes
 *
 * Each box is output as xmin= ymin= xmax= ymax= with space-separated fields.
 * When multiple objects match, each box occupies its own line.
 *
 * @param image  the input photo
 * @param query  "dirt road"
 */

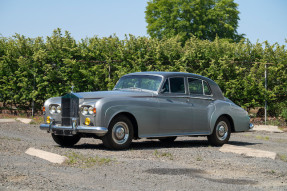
xmin=1 ymin=121 xmax=287 ymax=190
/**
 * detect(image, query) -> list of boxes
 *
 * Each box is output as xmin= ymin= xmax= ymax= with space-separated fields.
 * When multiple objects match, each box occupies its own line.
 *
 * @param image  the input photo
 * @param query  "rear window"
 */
xmin=188 ymin=78 xmax=212 ymax=96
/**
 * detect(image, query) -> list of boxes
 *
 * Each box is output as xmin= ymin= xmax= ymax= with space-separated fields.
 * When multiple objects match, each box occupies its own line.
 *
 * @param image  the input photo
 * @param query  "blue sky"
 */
xmin=0 ymin=0 xmax=286 ymax=45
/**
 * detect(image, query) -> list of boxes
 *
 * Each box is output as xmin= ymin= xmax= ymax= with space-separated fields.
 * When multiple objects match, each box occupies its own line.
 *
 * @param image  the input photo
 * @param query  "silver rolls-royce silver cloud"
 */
xmin=40 ymin=72 xmax=253 ymax=150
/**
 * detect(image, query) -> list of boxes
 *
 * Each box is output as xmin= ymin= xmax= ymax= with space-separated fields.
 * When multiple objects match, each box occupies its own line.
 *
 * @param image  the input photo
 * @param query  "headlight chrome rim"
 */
xmin=82 ymin=107 xmax=88 ymax=115
xmin=88 ymin=107 xmax=93 ymax=115
xmin=56 ymin=106 xmax=61 ymax=114
xmin=50 ymin=105 xmax=56 ymax=114
xmin=49 ymin=104 xmax=61 ymax=114
xmin=81 ymin=106 xmax=95 ymax=115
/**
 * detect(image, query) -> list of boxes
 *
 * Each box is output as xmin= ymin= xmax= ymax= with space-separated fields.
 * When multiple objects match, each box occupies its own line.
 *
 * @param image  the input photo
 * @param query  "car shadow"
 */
xmin=228 ymin=140 xmax=261 ymax=146
xmin=130 ymin=139 xmax=210 ymax=150
xmin=69 ymin=139 xmax=261 ymax=151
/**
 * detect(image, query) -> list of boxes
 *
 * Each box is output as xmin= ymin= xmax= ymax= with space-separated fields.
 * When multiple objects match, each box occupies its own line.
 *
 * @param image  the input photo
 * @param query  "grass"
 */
xmin=65 ymin=151 xmax=114 ymax=168
xmin=255 ymin=135 xmax=270 ymax=141
xmin=153 ymin=150 xmax=173 ymax=160
xmin=0 ymin=113 xmax=43 ymax=124
xmin=29 ymin=116 xmax=43 ymax=124
xmin=278 ymin=154 xmax=287 ymax=162
xmin=0 ymin=136 xmax=21 ymax=141
xmin=196 ymin=156 xmax=203 ymax=161
xmin=266 ymin=119 xmax=282 ymax=126
xmin=250 ymin=117 xmax=287 ymax=128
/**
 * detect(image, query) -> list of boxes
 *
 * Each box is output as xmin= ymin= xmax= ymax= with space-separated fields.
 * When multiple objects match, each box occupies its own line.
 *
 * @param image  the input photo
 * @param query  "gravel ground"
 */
xmin=0 ymin=121 xmax=287 ymax=191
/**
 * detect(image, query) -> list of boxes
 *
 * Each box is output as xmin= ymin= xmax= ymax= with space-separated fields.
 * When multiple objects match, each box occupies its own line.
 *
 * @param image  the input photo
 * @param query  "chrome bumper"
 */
xmin=40 ymin=123 xmax=108 ymax=136
xmin=249 ymin=123 xmax=254 ymax=129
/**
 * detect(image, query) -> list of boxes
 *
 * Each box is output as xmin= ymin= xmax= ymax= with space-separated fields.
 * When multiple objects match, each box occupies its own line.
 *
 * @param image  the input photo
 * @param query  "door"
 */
xmin=187 ymin=78 xmax=215 ymax=133
xmin=159 ymin=77 xmax=192 ymax=133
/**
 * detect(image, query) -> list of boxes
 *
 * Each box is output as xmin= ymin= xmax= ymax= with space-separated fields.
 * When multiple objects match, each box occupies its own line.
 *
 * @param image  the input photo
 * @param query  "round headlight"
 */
xmin=88 ymin=107 xmax=94 ymax=115
xmin=50 ymin=105 xmax=56 ymax=114
xmin=57 ymin=106 xmax=61 ymax=113
xmin=82 ymin=107 xmax=88 ymax=115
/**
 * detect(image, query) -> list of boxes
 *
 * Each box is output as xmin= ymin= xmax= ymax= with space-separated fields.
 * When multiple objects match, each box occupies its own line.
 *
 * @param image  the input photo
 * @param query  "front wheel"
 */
xmin=52 ymin=134 xmax=81 ymax=147
xmin=102 ymin=115 xmax=134 ymax=150
xmin=207 ymin=116 xmax=231 ymax=146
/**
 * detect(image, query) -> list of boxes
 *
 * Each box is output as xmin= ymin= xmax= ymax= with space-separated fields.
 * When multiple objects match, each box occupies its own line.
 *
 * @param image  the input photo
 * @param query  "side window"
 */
xmin=162 ymin=79 xmax=169 ymax=93
xmin=170 ymin=77 xmax=185 ymax=93
xmin=203 ymin=81 xmax=212 ymax=95
xmin=188 ymin=78 xmax=203 ymax=95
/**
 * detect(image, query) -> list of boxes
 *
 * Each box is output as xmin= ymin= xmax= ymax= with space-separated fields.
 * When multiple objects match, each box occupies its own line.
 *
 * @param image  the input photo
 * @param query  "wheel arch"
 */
xmin=109 ymin=112 xmax=139 ymax=139
xmin=218 ymin=114 xmax=235 ymax=132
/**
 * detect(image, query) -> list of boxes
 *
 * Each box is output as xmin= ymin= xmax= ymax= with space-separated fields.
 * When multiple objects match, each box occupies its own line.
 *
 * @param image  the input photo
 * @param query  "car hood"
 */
xmin=44 ymin=90 xmax=157 ymax=107
xmin=73 ymin=90 xmax=156 ymax=99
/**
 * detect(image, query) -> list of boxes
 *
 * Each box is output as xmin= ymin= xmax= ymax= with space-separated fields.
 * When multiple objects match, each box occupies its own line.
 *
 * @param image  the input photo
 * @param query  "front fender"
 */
xmin=95 ymin=97 xmax=160 ymax=137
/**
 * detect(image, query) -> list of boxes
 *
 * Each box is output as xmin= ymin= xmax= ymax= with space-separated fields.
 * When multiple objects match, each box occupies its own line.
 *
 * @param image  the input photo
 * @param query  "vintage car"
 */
xmin=40 ymin=72 xmax=253 ymax=150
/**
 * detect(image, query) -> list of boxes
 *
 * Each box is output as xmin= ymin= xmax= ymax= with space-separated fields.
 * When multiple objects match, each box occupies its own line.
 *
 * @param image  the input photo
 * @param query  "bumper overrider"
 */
xmin=40 ymin=117 xmax=108 ymax=136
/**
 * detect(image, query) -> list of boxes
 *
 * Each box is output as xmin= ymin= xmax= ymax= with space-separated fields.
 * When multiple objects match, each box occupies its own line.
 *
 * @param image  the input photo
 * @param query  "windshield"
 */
xmin=114 ymin=75 xmax=163 ymax=92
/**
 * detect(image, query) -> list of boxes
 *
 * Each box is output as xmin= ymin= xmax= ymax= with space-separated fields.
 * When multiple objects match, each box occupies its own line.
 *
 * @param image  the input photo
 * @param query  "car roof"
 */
xmin=125 ymin=71 xmax=224 ymax=100
xmin=126 ymin=71 xmax=212 ymax=84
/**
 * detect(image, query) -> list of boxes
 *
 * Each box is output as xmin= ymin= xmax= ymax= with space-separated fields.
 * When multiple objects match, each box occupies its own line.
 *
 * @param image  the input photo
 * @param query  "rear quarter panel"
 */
xmin=211 ymin=100 xmax=250 ymax=133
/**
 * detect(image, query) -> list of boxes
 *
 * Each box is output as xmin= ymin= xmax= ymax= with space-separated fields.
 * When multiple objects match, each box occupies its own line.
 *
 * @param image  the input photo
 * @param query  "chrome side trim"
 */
xmin=157 ymin=95 xmax=214 ymax=100
xmin=40 ymin=124 xmax=108 ymax=136
xmin=189 ymin=97 xmax=214 ymax=101
xmin=139 ymin=131 xmax=211 ymax=138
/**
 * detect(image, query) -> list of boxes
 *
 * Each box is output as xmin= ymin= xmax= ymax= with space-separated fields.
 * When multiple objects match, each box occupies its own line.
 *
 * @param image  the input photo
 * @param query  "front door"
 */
xmin=159 ymin=77 xmax=192 ymax=134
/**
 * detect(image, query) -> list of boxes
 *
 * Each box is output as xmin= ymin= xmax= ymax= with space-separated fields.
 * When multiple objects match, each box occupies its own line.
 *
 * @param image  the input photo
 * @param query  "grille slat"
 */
xmin=61 ymin=93 xmax=79 ymax=126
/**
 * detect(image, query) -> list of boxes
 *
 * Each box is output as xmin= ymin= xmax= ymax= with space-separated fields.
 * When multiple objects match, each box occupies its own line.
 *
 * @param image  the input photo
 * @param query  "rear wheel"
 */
xmin=207 ymin=116 xmax=231 ymax=146
xmin=102 ymin=115 xmax=134 ymax=150
xmin=52 ymin=134 xmax=81 ymax=147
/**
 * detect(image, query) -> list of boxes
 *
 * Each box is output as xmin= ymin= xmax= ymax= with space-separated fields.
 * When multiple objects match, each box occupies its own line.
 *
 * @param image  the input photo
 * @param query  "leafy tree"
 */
xmin=145 ymin=0 xmax=244 ymax=42
xmin=0 ymin=29 xmax=286 ymax=117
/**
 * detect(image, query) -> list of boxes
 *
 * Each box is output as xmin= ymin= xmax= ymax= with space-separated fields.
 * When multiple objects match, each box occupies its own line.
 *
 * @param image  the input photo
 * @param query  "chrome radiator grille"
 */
xmin=61 ymin=93 xmax=79 ymax=126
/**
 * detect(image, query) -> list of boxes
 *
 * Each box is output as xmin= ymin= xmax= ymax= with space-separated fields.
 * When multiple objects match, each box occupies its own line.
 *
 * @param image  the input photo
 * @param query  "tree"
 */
xmin=145 ymin=0 xmax=244 ymax=42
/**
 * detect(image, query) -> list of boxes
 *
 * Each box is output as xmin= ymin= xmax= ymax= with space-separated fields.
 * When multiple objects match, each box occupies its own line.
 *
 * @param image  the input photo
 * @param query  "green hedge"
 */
xmin=0 ymin=29 xmax=286 ymax=115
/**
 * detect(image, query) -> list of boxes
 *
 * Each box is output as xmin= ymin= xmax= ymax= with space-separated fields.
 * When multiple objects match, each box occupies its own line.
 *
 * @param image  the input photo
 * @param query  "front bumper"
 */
xmin=40 ymin=123 xmax=108 ymax=136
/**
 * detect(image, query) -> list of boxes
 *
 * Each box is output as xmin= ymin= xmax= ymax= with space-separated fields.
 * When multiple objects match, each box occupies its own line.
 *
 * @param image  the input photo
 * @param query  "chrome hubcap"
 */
xmin=112 ymin=122 xmax=129 ymax=144
xmin=218 ymin=126 xmax=225 ymax=137
xmin=216 ymin=121 xmax=228 ymax=141
xmin=115 ymin=127 xmax=125 ymax=140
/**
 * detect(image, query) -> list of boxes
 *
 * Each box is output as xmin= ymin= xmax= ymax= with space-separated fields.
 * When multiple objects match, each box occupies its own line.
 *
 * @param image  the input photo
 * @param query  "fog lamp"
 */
xmin=85 ymin=117 xmax=91 ymax=126
xmin=46 ymin=116 xmax=51 ymax=124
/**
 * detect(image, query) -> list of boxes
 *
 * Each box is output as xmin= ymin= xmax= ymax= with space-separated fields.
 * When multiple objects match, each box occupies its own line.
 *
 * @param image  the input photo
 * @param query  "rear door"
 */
xmin=187 ymin=77 xmax=215 ymax=133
